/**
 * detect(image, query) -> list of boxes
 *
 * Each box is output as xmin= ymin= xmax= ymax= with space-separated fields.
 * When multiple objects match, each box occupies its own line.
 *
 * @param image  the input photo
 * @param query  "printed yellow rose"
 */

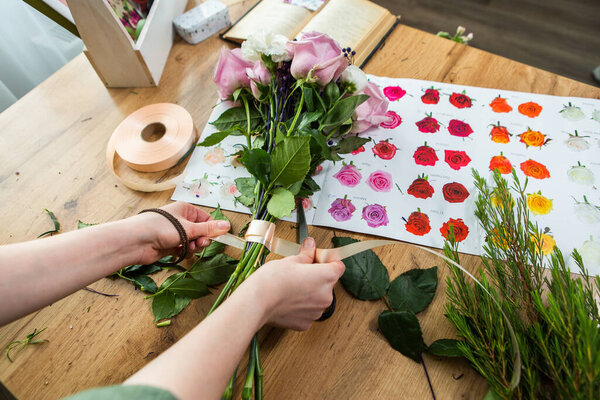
xmin=491 ymin=192 xmax=515 ymax=208
xmin=526 ymin=193 xmax=553 ymax=215
xmin=531 ymin=233 xmax=556 ymax=255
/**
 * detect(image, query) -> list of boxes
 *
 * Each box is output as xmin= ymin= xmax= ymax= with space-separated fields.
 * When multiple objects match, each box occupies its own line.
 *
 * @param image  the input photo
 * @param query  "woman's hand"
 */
xmin=131 ymin=202 xmax=231 ymax=265
xmin=248 ymin=237 xmax=345 ymax=331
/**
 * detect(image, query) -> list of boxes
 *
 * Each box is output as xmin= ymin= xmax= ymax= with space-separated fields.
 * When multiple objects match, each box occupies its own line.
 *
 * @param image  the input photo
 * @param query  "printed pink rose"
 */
xmin=351 ymin=82 xmax=389 ymax=133
xmin=220 ymin=181 xmax=239 ymax=199
xmin=444 ymin=150 xmax=471 ymax=170
xmin=328 ymin=198 xmax=356 ymax=222
xmin=380 ymin=111 xmax=402 ymax=129
xmin=367 ymin=170 xmax=393 ymax=192
xmin=286 ymin=31 xmax=347 ymax=86
xmin=362 ymin=204 xmax=389 ymax=228
xmin=415 ymin=115 xmax=440 ymax=133
xmin=383 ymin=86 xmax=406 ymax=101
xmin=246 ymin=61 xmax=271 ymax=100
xmin=448 ymin=119 xmax=473 ymax=137
xmin=351 ymin=146 xmax=365 ymax=155
xmin=333 ymin=164 xmax=362 ymax=187
xmin=213 ymin=47 xmax=253 ymax=99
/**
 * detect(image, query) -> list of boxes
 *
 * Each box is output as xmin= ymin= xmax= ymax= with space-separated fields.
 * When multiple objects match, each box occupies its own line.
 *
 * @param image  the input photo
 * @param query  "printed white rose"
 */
xmin=220 ymin=181 xmax=240 ymax=199
xmin=580 ymin=238 xmax=600 ymax=270
xmin=573 ymin=201 xmax=600 ymax=224
xmin=340 ymin=64 xmax=368 ymax=93
xmin=189 ymin=179 xmax=210 ymax=199
xmin=565 ymin=135 xmax=590 ymax=151
xmin=241 ymin=30 xmax=291 ymax=63
xmin=560 ymin=103 xmax=585 ymax=121
xmin=592 ymin=109 xmax=600 ymax=123
xmin=567 ymin=165 xmax=595 ymax=185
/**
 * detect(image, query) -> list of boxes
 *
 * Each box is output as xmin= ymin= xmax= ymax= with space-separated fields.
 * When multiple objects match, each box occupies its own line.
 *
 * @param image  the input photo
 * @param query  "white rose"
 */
xmin=565 ymin=136 xmax=590 ymax=151
xmin=241 ymin=30 xmax=291 ymax=63
xmin=560 ymin=104 xmax=585 ymax=121
xmin=567 ymin=165 xmax=595 ymax=185
xmin=580 ymin=238 xmax=600 ymax=270
xmin=220 ymin=181 xmax=240 ymax=199
xmin=340 ymin=65 xmax=368 ymax=93
xmin=592 ymin=109 xmax=600 ymax=123
xmin=189 ymin=179 xmax=210 ymax=199
xmin=574 ymin=201 xmax=600 ymax=224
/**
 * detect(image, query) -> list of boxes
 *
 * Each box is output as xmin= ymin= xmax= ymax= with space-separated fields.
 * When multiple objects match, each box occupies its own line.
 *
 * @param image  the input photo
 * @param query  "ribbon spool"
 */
xmin=106 ymin=103 xmax=197 ymax=192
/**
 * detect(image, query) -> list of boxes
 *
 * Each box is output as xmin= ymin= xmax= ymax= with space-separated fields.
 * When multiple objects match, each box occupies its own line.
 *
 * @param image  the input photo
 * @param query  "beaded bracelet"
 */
xmin=138 ymin=208 xmax=189 ymax=266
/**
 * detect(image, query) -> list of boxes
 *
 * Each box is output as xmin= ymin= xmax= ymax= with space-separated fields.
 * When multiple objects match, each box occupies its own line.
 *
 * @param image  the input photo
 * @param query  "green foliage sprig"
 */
xmin=38 ymin=209 xmax=60 ymax=238
xmin=443 ymin=170 xmax=600 ymax=399
xmin=5 ymin=327 xmax=48 ymax=363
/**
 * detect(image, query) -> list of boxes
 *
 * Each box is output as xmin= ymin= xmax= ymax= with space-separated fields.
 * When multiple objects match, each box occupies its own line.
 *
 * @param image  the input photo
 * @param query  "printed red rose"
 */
xmin=407 ymin=178 xmax=434 ymax=199
xmin=444 ymin=150 xmax=471 ymax=171
xmin=405 ymin=211 xmax=431 ymax=236
xmin=449 ymin=92 xmax=472 ymax=108
xmin=520 ymin=159 xmax=550 ymax=180
xmin=380 ymin=110 xmax=402 ymax=129
xmin=489 ymin=155 xmax=513 ymax=174
xmin=442 ymin=182 xmax=470 ymax=203
xmin=383 ymin=86 xmax=406 ymax=101
xmin=421 ymin=88 xmax=440 ymax=104
xmin=413 ymin=144 xmax=438 ymax=166
xmin=440 ymin=218 xmax=469 ymax=242
xmin=372 ymin=140 xmax=397 ymax=160
xmin=351 ymin=146 xmax=365 ymax=155
xmin=447 ymin=119 xmax=473 ymax=137
xmin=415 ymin=116 xmax=440 ymax=133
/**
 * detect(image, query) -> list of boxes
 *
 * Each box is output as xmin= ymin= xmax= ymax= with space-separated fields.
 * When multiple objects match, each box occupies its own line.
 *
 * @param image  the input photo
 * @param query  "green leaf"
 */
xmin=388 ymin=267 xmax=438 ymax=314
xmin=210 ymin=107 xmax=260 ymax=131
xmin=427 ymin=339 xmax=463 ymax=357
xmin=151 ymin=291 xmax=191 ymax=322
xmin=324 ymin=81 xmax=340 ymax=108
xmin=298 ymin=176 xmax=321 ymax=198
xmin=123 ymin=263 xmax=162 ymax=276
xmin=130 ymin=275 xmax=158 ymax=293
xmin=287 ymin=180 xmax=303 ymax=196
xmin=77 ymin=220 xmax=96 ymax=229
xmin=266 ymin=188 xmax=295 ymax=219
xmin=378 ymin=310 xmax=426 ymax=362
xmin=198 ymin=241 xmax=225 ymax=259
xmin=303 ymin=85 xmax=315 ymax=111
xmin=321 ymin=94 xmax=368 ymax=130
xmin=483 ymin=389 xmax=502 ymax=400
xmin=298 ymin=111 xmax=322 ymax=130
xmin=332 ymin=237 xmax=389 ymax=300
xmin=240 ymin=149 xmax=270 ymax=186
xmin=333 ymin=136 xmax=371 ymax=154
xmin=189 ymin=253 xmax=237 ymax=286
xmin=197 ymin=130 xmax=231 ymax=147
xmin=270 ymin=136 xmax=311 ymax=187
xmin=159 ymin=272 xmax=185 ymax=291
xmin=38 ymin=209 xmax=60 ymax=238
xmin=252 ymin=135 xmax=266 ymax=149
xmin=209 ymin=205 xmax=229 ymax=222
xmin=235 ymin=177 xmax=256 ymax=199
xmin=168 ymin=277 xmax=210 ymax=299
xmin=235 ymin=194 xmax=255 ymax=208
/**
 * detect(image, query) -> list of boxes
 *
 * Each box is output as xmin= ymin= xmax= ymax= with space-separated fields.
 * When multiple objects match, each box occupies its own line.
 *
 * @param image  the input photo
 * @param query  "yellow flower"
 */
xmin=491 ymin=192 xmax=515 ymax=208
xmin=531 ymin=233 xmax=556 ymax=255
xmin=527 ymin=193 xmax=553 ymax=215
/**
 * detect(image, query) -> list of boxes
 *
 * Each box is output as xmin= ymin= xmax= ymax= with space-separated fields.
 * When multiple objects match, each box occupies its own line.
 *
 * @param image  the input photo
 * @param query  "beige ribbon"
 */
xmin=213 ymin=219 xmax=521 ymax=389
xmin=106 ymin=103 xmax=197 ymax=192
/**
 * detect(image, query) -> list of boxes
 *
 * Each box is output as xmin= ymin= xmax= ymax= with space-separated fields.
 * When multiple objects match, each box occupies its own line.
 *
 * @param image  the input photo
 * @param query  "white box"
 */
xmin=173 ymin=0 xmax=231 ymax=45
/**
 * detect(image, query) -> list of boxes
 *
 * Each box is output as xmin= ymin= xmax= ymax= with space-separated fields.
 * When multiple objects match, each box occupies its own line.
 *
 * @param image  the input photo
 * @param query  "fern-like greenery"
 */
xmin=443 ymin=170 xmax=600 ymax=399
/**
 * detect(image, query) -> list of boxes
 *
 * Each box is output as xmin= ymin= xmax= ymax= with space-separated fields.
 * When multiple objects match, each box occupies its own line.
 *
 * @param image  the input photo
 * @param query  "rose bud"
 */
xmin=246 ymin=61 xmax=271 ymax=100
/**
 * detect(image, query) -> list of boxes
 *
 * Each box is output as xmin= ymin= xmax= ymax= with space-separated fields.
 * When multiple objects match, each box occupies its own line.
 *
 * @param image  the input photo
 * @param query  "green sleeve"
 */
xmin=62 ymin=384 xmax=178 ymax=400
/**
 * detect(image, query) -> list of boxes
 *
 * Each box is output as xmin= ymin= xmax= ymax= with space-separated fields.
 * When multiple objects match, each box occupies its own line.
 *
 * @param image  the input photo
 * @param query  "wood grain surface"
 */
xmin=1 ymin=1 xmax=599 ymax=399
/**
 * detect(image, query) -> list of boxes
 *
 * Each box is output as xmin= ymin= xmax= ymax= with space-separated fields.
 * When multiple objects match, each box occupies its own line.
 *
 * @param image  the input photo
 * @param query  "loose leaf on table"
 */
xmin=427 ymin=338 xmax=463 ymax=357
xmin=77 ymin=220 xmax=96 ymax=229
xmin=267 ymin=187 xmax=295 ymax=219
xmin=130 ymin=275 xmax=158 ymax=294
xmin=121 ymin=263 xmax=162 ymax=276
xmin=332 ymin=237 xmax=389 ymax=300
xmin=38 ymin=209 xmax=60 ymax=238
xmin=152 ymin=291 xmax=191 ymax=322
xmin=240 ymin=149 xmax=270 ymax=186
xmin=270 ymin=136 xmax=311 ymax=187
xmin=168 ymin=277 xmax=210 ymax=299
xmin=320 ymin=94 xmax=368 ymax=130
xmin=5 ymin=327 xmax=48 ymax=363
xmin=189 ymin=253 xmax=237 ymax=286
xmin=378 ymin=310 xmax=427 ymax=362
xmin=388 ymin=267 xmax=438 ymax=314
xmin=210 ymin=106 xmax=260 ymax=131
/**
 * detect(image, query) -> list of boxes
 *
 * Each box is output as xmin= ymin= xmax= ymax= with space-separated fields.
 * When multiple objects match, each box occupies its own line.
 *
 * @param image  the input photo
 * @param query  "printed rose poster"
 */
xmin=173 ymin=76 xmax=600 ymax=275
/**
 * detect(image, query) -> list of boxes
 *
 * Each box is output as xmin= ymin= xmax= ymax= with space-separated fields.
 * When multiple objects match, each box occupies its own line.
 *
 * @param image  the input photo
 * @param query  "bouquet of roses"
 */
xmin=199 ymin=30 xmax=389 ymax=399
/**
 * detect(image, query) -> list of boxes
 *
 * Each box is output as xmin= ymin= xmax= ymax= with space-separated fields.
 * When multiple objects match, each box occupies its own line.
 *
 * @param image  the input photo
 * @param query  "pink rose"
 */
xmin=367 ymin=170 xmax=392 ymax=192
xmin=333 ymin=164 xmax=361 ymax=187
xmin=380 ymin=111 xmax=402 ymax=129
xmin=286 ymin=32 xmax=347 ymax=86
xmin=362 ymin=204 xmax=389 ymax=228
xmin=213 ymin=47 xmax=253 ymax=99
xmin=351 ymin=82 xmax=389 ymax=133
xmin=328 ymin=198 xmax=356 ymax=222
xmin=383 ymin=86 xmax=406 ymax=101
xmin=246 ymin=61 xmax=271 ymax=100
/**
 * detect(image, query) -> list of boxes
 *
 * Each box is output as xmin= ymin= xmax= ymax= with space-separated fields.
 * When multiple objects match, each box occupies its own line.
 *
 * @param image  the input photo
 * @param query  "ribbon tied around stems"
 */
xmin=213 ymin=220 xmax=522 ymax=390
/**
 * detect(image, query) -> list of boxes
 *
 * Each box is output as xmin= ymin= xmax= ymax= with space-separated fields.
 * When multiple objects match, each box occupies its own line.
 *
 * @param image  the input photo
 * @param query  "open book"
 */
xmin=221 ymin=0 xmax=399 ymax=67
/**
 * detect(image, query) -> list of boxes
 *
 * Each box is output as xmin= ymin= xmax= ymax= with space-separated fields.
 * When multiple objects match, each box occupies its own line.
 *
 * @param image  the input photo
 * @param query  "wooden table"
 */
xmin=1 ymin=1 xmax=599 ymax=399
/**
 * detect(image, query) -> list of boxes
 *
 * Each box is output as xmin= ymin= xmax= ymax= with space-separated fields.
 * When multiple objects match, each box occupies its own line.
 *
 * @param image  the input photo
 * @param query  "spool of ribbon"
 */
xmin=106 ymin=103 xmax=197 ymax=192
xmin=213 ymin=220 xmax=522 ymax=390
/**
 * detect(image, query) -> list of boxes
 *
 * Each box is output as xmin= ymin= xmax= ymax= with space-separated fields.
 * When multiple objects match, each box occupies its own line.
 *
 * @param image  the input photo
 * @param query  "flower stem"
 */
xmin=242 ymin=95 xmax=252 ymax=149
xmin=286 ymin=86 xmax=304 ymax=135
xmin=253 ymin=335 xmax=263 ymax=400
xmin=242 ymin=338 xmax=256 ymax=400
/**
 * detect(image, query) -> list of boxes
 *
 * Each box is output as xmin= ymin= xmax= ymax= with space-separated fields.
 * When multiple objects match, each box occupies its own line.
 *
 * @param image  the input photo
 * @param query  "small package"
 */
xmin=173 ymin=0 xmax=231 ymax=45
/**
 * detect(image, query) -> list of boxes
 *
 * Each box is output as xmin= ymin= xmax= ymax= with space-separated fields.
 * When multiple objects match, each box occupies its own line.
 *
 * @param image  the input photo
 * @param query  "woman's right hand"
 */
xmin=247 ymin=237 xmax=345 ymax=331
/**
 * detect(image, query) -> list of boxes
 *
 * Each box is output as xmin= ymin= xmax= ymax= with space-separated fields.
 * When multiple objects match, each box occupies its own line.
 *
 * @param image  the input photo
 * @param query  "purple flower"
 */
xmin=328 ymin=198 xmax=356 ymax=222
xmin=332 ymin=164 xmax=361 ymax=187
xmin=362 ymin=204 xmax=389 ymax=228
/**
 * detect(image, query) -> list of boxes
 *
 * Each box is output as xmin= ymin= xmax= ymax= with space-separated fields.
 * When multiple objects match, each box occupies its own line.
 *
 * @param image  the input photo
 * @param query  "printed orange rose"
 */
xmin=489 ymin=155 xmax=513 ymax=174
xmin=489 ymin=96 xmax=512 ymax=113
xmin=526 ymin=192 xmax=553 ymax=215
xmin=519 ymin=129 xmax=546 ymax=148
xmin=489 ymin=123 xmax=510 ymax=143
xmin=520 ymin=159 xmax=550 ymax=179
xmin=518 ymin=101 xmax=543 ymax=118
xmin=531 ymin=233 xmax=556 ymax=255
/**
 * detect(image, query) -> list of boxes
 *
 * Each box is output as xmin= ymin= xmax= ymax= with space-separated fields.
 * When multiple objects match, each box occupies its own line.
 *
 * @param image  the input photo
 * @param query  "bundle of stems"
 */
xmin=443 ymin=170 xmax=600 ymax=399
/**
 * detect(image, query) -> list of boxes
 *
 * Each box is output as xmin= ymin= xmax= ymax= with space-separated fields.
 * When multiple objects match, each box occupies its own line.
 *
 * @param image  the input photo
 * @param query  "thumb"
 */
xmin=295 ymin=237 xmax=316 ymax=264
xmin=187 ymin=219 xmax=230 ymax=239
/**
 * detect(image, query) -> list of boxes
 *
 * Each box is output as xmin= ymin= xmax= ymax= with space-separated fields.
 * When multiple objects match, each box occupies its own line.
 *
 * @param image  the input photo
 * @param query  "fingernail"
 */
xmin=302 ymin=237 xmax=315 ymax=249
xmin=217 ymin=221 xmax=230 ymax=230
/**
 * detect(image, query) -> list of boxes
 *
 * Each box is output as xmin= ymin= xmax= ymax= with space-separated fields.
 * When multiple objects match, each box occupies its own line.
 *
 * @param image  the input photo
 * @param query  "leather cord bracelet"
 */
xmin=138 ymin=208 xmax=189 ymax=266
